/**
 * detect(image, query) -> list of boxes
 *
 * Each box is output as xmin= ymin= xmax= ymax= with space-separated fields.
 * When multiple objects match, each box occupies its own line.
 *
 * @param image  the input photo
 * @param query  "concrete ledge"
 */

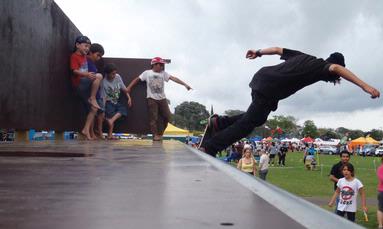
xmin=187 ymin=145 xmax=364 ymax=229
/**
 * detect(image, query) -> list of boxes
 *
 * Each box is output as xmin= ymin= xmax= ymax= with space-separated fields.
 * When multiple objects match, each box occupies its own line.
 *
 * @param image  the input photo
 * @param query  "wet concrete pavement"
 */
xmin=0 ymin=140 xmax=306 ymax=229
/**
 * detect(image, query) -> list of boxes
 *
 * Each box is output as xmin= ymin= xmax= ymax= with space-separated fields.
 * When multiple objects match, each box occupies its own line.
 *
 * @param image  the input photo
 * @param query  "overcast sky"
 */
xmin=55 ymin=0 xmax=383 ymax=131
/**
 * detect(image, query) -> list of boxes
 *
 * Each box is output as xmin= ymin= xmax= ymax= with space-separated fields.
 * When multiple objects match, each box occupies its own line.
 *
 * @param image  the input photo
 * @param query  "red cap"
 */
xmin=151 ymin=57 xmax=168 ymax=65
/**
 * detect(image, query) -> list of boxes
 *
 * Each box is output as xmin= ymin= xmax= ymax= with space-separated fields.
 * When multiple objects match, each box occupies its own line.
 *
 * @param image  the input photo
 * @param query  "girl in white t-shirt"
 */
xmin=328 ymin=163 xmax=367 ymax=222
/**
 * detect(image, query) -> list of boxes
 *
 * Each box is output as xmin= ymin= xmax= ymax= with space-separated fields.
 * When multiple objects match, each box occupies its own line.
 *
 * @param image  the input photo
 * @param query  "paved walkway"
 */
xmin=0 ymin=140 xmax=305 ymax=229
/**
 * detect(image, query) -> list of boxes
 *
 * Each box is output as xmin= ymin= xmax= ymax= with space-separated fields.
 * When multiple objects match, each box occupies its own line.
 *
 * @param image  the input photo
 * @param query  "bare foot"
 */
xmin=153 ymin=135 xmax=162 ymax=141
xmin=80 ymin=130 xmax=92 ymax=140
xmin=96 ymin=134 xmax=104 ymax=140
xmin=88 ymin=98 xmax=101 ymax=109
xmin=90 ymin=131 xmax=97 ymax=140
xmin=107 ymin=136 xmax=118 ymax=140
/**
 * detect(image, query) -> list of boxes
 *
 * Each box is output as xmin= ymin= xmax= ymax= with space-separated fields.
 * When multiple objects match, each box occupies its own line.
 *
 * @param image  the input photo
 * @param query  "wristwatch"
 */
xmin=256 ymin=49 xmax=262 ymax=57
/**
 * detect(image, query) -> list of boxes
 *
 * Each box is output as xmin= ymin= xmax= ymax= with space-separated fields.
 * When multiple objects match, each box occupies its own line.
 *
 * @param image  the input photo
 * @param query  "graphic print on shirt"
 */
xmin=340 ymin=185 xmax=355 ymax=205
xmin=105 ymin=85 xmax=120 ymax=104
xmin=79 ymin=61 xmax=88 ymax=73
xmin=148 ymin=74 xmax=164 ymax=95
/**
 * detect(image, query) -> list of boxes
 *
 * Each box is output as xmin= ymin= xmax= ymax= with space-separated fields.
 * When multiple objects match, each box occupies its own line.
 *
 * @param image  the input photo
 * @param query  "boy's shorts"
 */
xmin=77 ymin=77 xmax=104 ymax=113
xmin=77 ymin=77 xmax=92 ymax=102
xmin=105 ymin=101 xmax=127 ymax=119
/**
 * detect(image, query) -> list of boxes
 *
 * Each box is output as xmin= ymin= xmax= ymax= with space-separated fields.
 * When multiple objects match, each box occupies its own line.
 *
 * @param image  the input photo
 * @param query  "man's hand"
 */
xmin=185 ymin=85 xmax=192 ymax=90
xmin=246 ymin=50 xmax=258 ymax=59
xmin=363 ymin=85 xmax=380 ymax=98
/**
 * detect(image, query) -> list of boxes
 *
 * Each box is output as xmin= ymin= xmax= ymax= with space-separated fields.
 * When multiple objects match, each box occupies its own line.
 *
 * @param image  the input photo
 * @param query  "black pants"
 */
xmin=203 ymin=91 xmax=273 ymax=156
xmin=336 ymin=210 xmax=355 ymax=222
xmin=278 ymin=153 xmax=286 ymax=166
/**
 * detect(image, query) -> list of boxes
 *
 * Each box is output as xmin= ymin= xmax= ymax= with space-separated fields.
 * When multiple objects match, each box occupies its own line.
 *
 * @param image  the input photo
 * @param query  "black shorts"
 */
xmin=378 ymin=191 xmax=383 ymax=212
xmin=269 ymin=154 xmax=276 ymax=159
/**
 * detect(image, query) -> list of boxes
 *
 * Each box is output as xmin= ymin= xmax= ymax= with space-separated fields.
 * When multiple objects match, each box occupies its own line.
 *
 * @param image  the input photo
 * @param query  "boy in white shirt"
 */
xmin=127 ymin=57 xmax=191 ymax=141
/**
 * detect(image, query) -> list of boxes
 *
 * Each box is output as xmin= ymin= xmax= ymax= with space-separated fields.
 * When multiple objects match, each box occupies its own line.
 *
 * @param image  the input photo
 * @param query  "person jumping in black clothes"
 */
xmin=200 ymin=47 xmax=380 ymax=157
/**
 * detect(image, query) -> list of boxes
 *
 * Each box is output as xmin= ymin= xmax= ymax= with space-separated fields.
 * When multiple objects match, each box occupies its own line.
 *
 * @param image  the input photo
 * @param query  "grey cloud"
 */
xmin=56 ymin=0 xmax=383 ymax=129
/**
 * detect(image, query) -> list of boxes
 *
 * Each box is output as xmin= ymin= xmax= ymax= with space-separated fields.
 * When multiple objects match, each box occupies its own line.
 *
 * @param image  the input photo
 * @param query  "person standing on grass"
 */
xmin=329 ymin=151 xmax=353 ymax=211
xmin=376 ymin=157 xmax=383 ymax=229
xmin=328 ymin=163 xmax=367 ymax=222
xmin=258 ymin=149 xmax=269 ymax=180
xmin=269 ymin=142 xmax=278 ymax=166
xmin=237 ymin=148 xmax=257 ymax=176
xmin=278 ymin=143 xmax=288 ymax=166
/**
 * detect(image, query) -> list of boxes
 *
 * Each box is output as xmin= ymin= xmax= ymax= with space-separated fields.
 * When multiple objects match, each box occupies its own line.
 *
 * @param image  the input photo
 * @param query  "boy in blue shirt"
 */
xmin=87 ymin=43 xmax=105 ymax=139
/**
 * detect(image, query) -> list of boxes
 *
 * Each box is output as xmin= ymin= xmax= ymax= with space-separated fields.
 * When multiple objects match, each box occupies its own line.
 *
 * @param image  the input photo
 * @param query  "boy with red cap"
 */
xmin=127 ymin=57 xmax=192 ymax=141
xmin=199 ymin=47 xmax=380 ymax=157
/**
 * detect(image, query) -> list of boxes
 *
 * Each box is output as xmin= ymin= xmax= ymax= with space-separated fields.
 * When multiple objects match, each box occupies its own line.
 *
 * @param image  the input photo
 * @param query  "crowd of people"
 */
xmin=203 ymin=139 xmax=381 ymax=225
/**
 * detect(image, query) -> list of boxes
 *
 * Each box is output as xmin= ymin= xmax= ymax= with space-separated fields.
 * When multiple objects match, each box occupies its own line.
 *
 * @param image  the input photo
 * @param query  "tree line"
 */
xmin=171 ymin=101 xmax=383 ymax=140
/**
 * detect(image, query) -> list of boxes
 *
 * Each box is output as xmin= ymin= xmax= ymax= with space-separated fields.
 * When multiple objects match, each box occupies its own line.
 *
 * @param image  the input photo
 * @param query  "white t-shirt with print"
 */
xmin=139 ymin=70 xmax=170 ymax=100
xmin=336 ymin=177 xmax=364 ymax=212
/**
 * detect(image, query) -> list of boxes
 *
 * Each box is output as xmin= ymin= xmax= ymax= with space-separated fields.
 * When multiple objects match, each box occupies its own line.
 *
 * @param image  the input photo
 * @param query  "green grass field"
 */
xmin=266 ymin=152 xmax=379 ymax=197
xmin=233 ymin=151 xmax=381 ymax=228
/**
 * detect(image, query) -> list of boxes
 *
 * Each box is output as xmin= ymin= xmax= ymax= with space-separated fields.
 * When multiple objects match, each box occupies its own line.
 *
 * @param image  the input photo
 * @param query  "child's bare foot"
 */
xmin=90 ymin=131 xmax=97 ymax=140
xmin=88 ymin=98 xmax=101 ymax=109
xmin=96 ymin=134 xmax=104 ymax=140
xmin=153 ymin=135 xmax=162 ymax=141
xmin=107 ymin=136 xmax=118 ymax=140
xmin=80 ymin=130 xmax=93 ymax=140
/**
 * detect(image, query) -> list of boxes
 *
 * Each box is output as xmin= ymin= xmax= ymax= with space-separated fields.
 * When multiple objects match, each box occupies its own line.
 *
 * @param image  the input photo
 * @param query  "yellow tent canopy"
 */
xmin=349 ymin=136 xmax=380 ymax=148
xmin=164 ymin=123 xmax=191 ymax=136
xmin=366 ymin=136 xmax=380 ymax=144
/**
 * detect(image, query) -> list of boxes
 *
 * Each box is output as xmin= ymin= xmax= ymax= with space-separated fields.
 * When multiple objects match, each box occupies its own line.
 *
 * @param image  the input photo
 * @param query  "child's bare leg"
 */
xmin=81 ymin=107 xmax=97 ymax=140
xmin=88 ymin=73 xmax=102 ymax=109
xmin=106 ymin=113 xmax=122 ymax=139
xmin=89 ymin=121 xmax=96 ymax=140
xmin=96 ymin=113 xmax=105 ymax=139
xmin=378 ymin=210 xmax=383 ymax=228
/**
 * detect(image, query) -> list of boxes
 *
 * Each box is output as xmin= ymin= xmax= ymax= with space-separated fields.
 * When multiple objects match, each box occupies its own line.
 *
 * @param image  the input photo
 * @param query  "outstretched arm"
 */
xmin=329 ymin=64 xmax=380 ymax=98
xmin=169 ymin=76 xmax=192 ymax=90
xmin=126 ymin=77 xmax=141 ymax=94
xmin=246 ymin=47 xmax=283 ymax=59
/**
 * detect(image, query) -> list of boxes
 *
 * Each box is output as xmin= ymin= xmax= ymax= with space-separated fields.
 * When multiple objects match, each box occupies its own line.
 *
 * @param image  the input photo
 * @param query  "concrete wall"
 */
xmin=0 ymin=0 xmax=152 ymax=134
